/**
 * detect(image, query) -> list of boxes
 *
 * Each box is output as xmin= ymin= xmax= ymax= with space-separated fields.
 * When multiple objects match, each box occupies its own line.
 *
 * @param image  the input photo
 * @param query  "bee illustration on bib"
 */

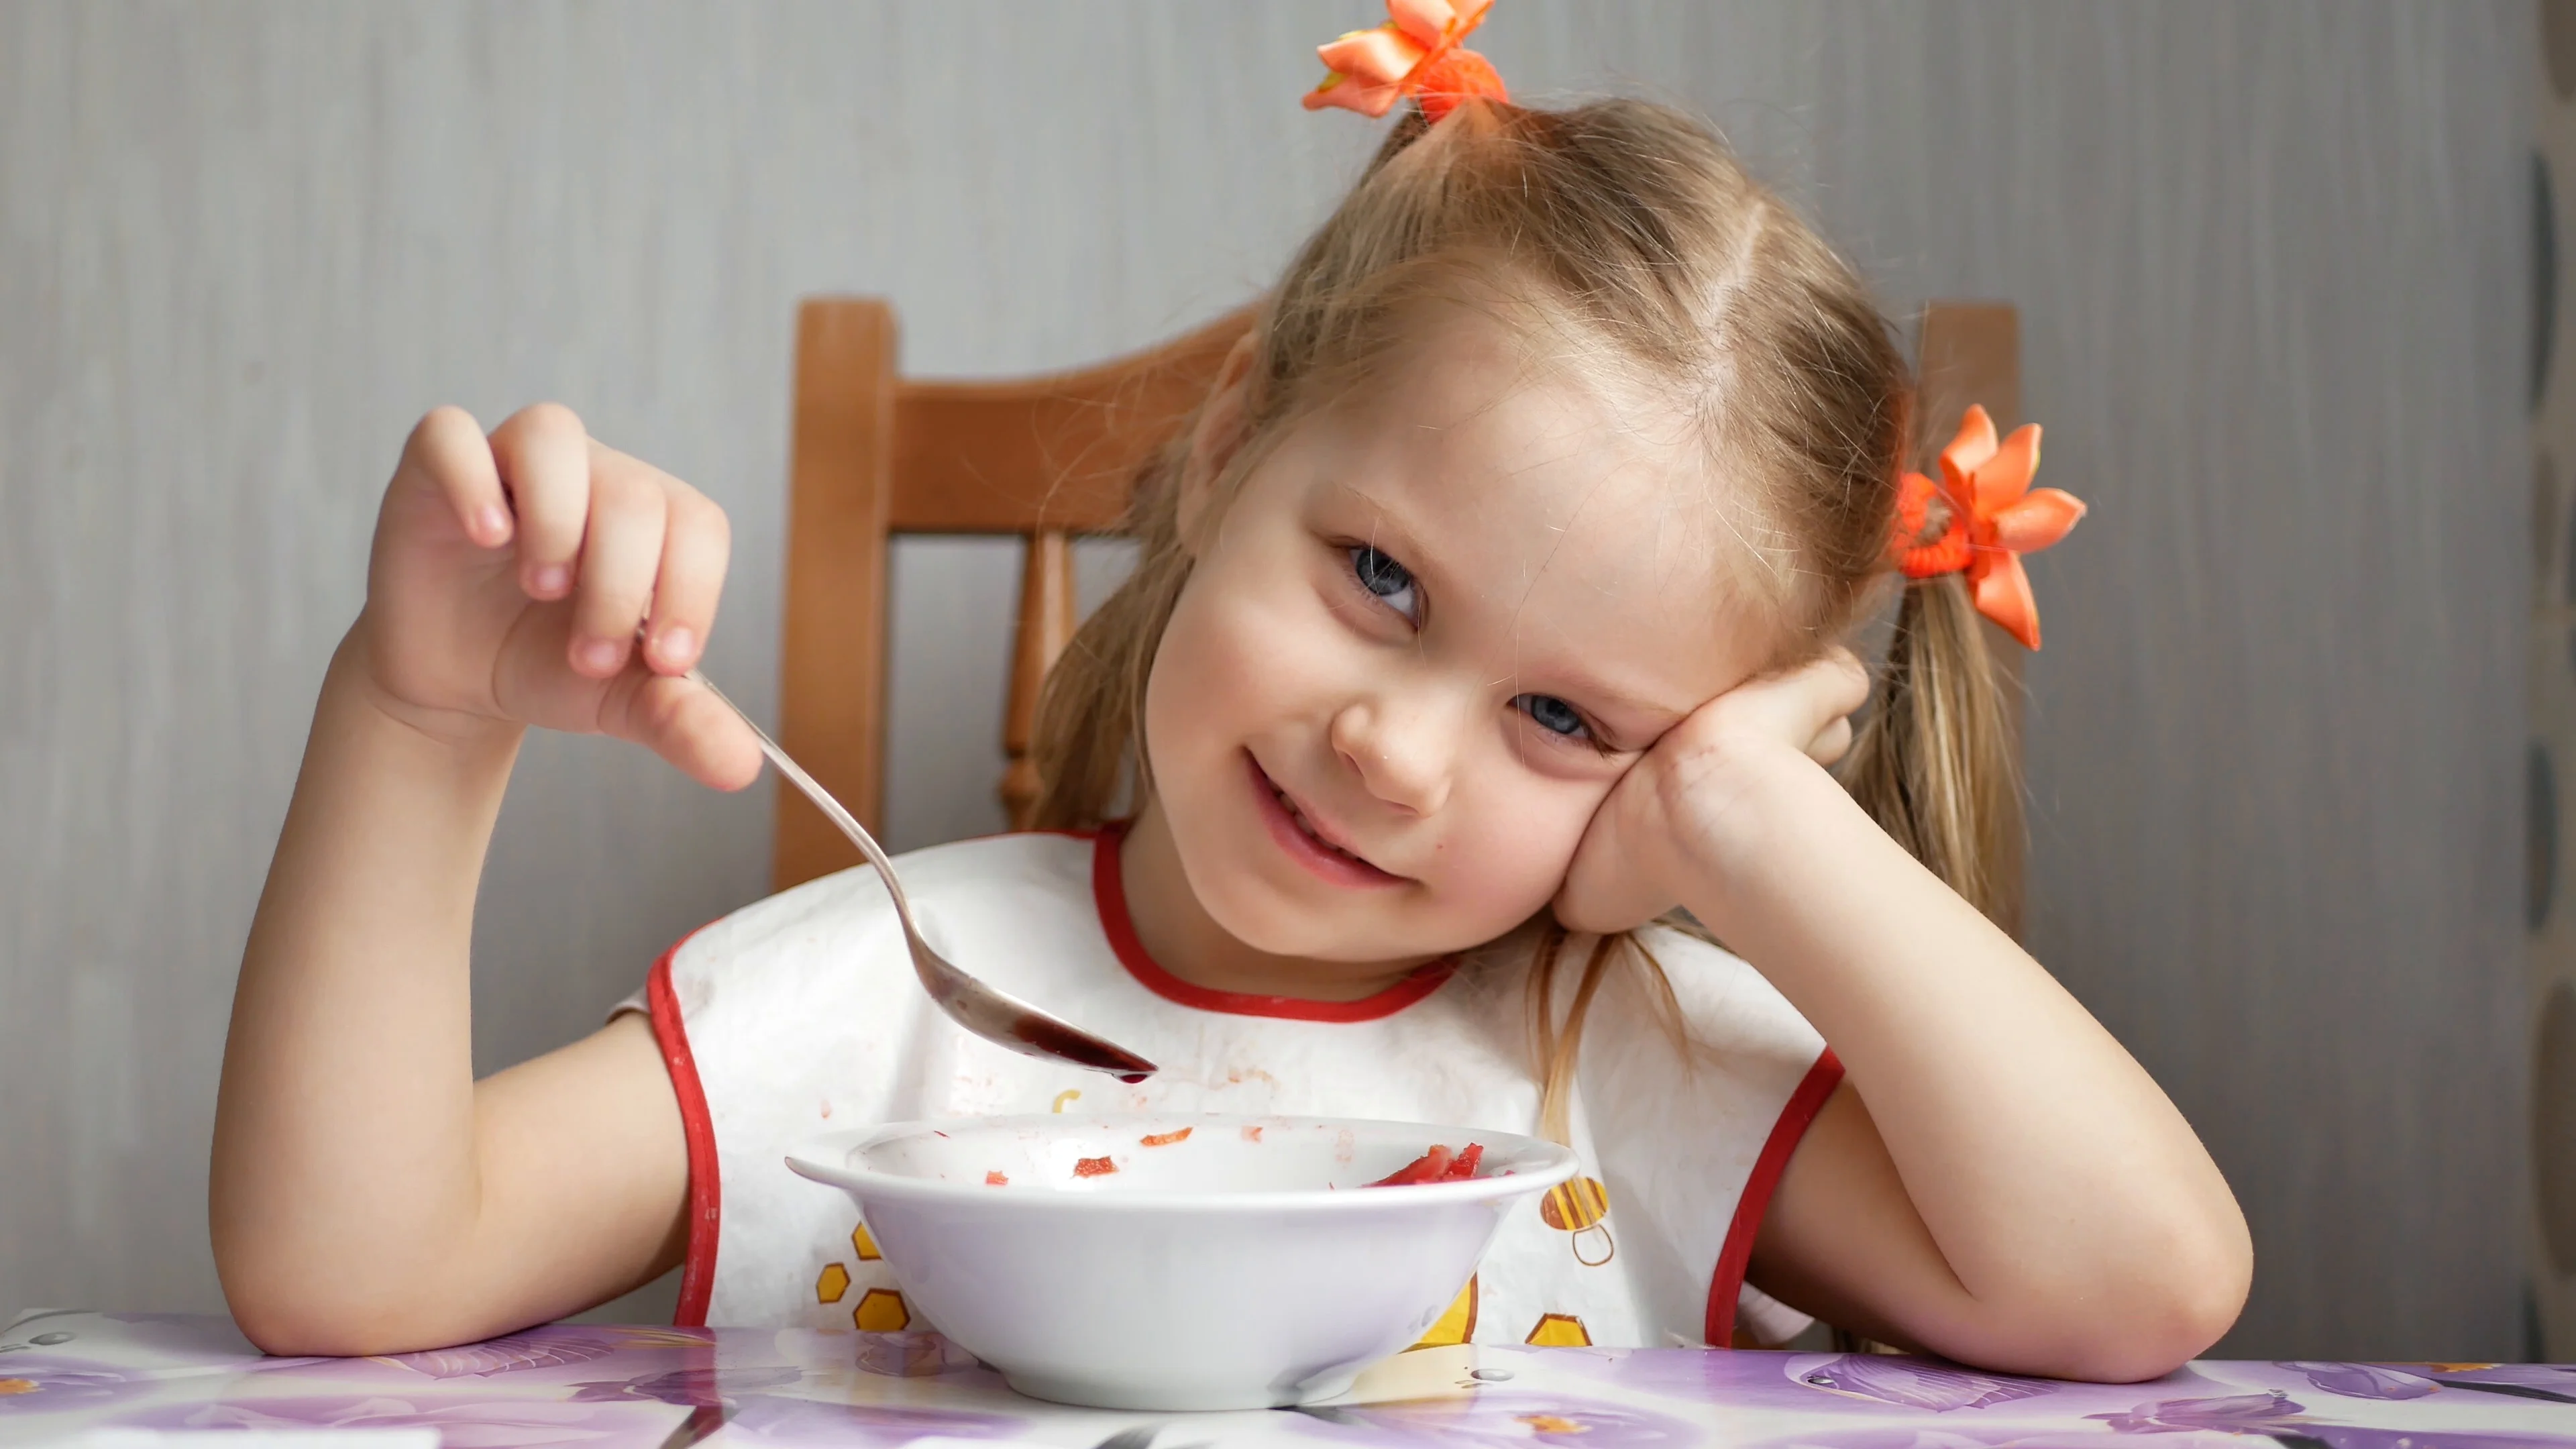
xmin=1540 ymin=1176 xmax=1614 ymax=1267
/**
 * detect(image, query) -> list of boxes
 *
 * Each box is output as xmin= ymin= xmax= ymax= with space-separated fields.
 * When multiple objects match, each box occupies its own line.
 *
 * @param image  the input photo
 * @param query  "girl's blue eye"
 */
xmin=1348 ymin=545 xmax=1419 ymax=622
xmin=1515 ymin=693 xmax=1589 ymax=739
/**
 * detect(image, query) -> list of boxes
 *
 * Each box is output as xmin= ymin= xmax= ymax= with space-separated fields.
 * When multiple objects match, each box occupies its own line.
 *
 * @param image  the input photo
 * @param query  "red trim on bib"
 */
xmin=646 ymin=940 xmax=720 ymax=1328
xmin=1703 ymin=1046 xmax=1845 ymax=1348
xmin=1089 ymin=822 xmax=1456 ymax=1022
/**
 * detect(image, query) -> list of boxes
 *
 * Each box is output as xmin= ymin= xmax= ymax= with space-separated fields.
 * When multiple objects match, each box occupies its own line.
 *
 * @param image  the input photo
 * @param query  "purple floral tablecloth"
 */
xmin=5 ymin=1310 xmax=2573 ymax=1448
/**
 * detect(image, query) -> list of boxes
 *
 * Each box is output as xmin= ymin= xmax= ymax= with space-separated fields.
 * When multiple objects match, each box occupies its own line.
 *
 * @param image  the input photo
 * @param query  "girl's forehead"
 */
xmin=1283 ymin=311 xmax=1780 ymax=695
xmin=1319 ymin=310 xmax=1746 ymax=591
xmin=1344 ymin=299 xmax=1675 ymax=437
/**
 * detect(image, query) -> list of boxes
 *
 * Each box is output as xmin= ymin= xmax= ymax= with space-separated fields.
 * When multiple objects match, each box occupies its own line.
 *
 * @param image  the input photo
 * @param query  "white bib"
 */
xmin=625 ymin=828 xmax=1837 ymax=1350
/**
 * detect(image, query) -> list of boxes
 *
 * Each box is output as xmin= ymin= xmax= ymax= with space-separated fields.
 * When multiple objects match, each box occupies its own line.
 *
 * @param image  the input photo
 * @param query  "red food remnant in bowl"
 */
xmin=1242 ymin=1125 xmax=1264 ymax=1142
xmin=1073 ymin=1155 xmax=1118 ymax=1178
xmin=1139 ymin=1128 xmax=1193 ymax=1147
xmin=985 ymin=1171 xmax=1009 ymax=1186
xmin=1366 ymin=1142 xmax=1486 ymax=1187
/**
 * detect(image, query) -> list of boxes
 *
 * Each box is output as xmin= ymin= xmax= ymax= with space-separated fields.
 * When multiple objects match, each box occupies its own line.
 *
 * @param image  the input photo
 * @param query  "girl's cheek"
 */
xmin=1205 ymin=554 xmax=1354 ymax=703
xmin=1440 ymin=779 xmax=1603 ymax=919
xmin=1146 ymin=547 xmax=1328 ymax=764
xmin=1142 ymin=586 xmax=1232 ymax=777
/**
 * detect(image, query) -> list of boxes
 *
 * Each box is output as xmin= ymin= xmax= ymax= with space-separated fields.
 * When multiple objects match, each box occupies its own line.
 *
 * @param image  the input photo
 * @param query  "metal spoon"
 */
xmin=686 ymin=666 xmax=1157 ymax=1081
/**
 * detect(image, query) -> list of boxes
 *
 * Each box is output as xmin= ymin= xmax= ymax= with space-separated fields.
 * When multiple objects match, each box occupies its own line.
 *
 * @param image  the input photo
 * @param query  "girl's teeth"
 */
xmin=1281 ymin=792 xmax=1358 ymax=862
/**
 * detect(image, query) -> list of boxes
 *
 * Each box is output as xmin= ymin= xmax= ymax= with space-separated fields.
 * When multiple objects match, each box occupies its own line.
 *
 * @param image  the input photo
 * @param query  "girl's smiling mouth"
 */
xmin=1246 ymin=753 xmax=1408 ymax=888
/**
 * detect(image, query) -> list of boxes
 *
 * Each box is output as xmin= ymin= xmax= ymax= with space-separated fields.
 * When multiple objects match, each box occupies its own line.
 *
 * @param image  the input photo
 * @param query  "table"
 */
xmin=6 ymin=1310 xmax=2575 ymax=1448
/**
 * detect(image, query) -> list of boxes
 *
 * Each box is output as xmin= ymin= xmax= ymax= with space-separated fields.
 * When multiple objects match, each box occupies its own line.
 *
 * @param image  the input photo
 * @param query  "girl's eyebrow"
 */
xmin=1331 ymin=481 xmax=1433 ymax=560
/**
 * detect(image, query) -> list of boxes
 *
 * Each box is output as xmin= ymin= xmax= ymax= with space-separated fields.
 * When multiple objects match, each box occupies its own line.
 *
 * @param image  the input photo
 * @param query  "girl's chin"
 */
xmin=1195 ymin=894 xmax=1373 ymax=963
xmin=1191 ymin=874 xmax=1404 ymax=961
xmin=1191 ymin=871 xmax=1515 ymax=970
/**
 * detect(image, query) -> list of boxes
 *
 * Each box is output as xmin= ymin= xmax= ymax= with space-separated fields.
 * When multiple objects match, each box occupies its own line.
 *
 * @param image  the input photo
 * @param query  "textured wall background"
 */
xmin=2527 ymin=0 xmax=2576 ymax=1364
xmin=0 ymin=3 xmax=2531 ymax=1357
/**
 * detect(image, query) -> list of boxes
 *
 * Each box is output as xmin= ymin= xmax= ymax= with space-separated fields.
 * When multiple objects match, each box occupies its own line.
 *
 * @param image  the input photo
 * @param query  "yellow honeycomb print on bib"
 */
xmin=853 ymin=1287 xmax=910 ymax=1332
xmin=1524 ymin=1312 xmax=1592 ymax=1346
xmin=1540 ymin=1176 xmax=1613 ymax=1267
xmin=816 ymin=1217 xmax=906 ymax=1330
xmin=815 ymin=1263 xmax=851 ymax=1303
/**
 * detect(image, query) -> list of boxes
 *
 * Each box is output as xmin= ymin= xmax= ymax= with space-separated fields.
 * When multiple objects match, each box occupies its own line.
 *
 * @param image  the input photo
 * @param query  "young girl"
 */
xmin=210 ymin=6 xmax=2249 ymax=1381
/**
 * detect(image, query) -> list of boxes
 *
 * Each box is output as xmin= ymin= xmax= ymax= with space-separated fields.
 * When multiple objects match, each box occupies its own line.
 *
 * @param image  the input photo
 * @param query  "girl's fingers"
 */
xmin=641 ymin=483 xmax=730 ymax=675
xmin=1809 ymin=715 xmax=1855 ymax=767
xmin=1794 ymin=652 xmax=1867 ymax=767
xmin=612 ymin=672 xmax=763 ymax=792
xmin=487 ymin=404 xmax=593 ymax=602
xmin=1809 ymin=648 xmax=1870 ymax=720
xmin=1712 ymin=648 xmax=1866 ymax=755
xmin=1770 ymin=649 xmax=1866 ymax=747
xmin=566 ymin=447 xmax=672 ymax=678
xmin=404 ymin=407 xmax=513 ymax=547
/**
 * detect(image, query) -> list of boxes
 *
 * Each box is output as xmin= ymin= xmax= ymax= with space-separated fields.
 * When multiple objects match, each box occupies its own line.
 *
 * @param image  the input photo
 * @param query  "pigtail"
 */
xmin=1523 ymin=922 xmax=1700 ymax=1144
xmin=1524 ymin=924 xmax=1613 ymax=1144
xmin=1374 ymin=105 xmax=1435 ymax=160
xmin=1026 ymin=435 xmax=1199 ymax=832
xmin=1841 ymin=573 xmax=2022 ymax=928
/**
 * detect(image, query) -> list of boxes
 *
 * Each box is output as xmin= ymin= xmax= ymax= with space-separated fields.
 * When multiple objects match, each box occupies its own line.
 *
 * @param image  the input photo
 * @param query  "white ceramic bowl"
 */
xmin=786 ymin=1113 xmax=1576 ymax=1410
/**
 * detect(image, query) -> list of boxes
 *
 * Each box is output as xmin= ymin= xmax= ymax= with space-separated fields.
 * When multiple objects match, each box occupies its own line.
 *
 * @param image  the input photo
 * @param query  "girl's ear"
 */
xmin=1175 ymin=333 xmax=1261 ymax=555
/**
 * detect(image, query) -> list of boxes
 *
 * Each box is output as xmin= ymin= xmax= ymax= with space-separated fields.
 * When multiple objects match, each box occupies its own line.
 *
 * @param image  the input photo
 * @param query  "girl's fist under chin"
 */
xmin=1552 ymin=648 xmax=1870 ymax=936
xmin=354 ymin=402 xmax=762 ymax=792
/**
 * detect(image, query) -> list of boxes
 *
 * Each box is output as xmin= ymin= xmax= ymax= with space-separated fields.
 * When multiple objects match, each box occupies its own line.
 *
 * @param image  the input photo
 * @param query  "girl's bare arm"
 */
xmin=211 ymin=405 xmax=757 ymax=1354
xmin=1725 ymin=757 xmax=2250 ymax=1379
xmin=1561 ymin=655 xmax=2249 ymax=1381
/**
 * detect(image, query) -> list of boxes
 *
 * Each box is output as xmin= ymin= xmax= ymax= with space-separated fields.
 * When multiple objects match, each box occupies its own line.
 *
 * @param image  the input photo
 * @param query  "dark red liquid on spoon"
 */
xmin=1010 ymin=1011 xmax=1156 ymax=1083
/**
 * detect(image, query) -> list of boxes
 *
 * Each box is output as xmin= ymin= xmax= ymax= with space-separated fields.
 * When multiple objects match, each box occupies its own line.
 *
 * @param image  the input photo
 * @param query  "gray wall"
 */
xmin=0 ymin=3 xmax=2531 ymax=1359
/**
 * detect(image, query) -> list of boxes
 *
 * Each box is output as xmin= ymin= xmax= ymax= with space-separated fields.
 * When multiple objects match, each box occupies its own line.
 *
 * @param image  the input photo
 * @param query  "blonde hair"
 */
xmin=1031 ymin=99 xmax=2017 ymax=1132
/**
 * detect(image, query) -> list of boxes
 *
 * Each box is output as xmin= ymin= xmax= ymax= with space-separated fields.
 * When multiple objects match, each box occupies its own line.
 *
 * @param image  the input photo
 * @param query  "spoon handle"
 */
xmin=684 ymin=669 xmax=919 ymax=926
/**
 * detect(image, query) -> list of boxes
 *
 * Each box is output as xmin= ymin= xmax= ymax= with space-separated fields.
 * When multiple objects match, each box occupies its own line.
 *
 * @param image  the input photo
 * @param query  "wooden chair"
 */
xmin=769 ymin=298 xmax=2025 ymax=914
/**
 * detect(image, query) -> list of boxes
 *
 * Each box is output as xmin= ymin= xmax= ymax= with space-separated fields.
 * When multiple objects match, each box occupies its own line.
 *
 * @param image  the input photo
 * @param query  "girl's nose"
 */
xmin=1328 ymin=696 xmax=1453 ymax=817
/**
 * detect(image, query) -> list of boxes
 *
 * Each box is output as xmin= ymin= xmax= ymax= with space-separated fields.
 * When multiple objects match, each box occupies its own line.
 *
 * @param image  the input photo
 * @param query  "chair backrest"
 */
xmin=773 ymin=299 xmax=2024 ymax=918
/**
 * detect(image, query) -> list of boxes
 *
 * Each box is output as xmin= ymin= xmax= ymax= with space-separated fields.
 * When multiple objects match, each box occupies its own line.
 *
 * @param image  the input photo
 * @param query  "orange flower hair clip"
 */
xmin=1303 ymin=0 xmax=1509 ymax=123
xmin=1892 ymin=405 xmax=2087 ymax=651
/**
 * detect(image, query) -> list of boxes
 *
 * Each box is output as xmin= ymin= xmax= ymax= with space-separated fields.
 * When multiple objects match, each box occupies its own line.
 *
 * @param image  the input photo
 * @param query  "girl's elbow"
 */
xmin=2147 ymin=1233 xmax=2254 ymax=1374
xmin=215 ymin=1243 xmax=429 ymax=1358
xmin=221 ymin=1282 xmax=370 ymax=1358
xmin=227 ymin=1302 xmax=351 ymax=1360
xmin=219 ymin=1269 xmax=368 ymax=1358
xmin=225 ymin=1289 xmax=456 ymax=1359
xmin=2053 ymin=1222 xmax=2255 ymax=1383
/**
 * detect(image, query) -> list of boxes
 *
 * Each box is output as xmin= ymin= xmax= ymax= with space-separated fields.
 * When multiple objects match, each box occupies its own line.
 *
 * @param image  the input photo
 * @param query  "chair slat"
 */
xmin=774 ymin=298 xmax=898 ymax=890
xmin=885 ymin=309 xmax=1255 ymax=534
xmin=1000 ymin=529 xmax=1078 ymax=830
